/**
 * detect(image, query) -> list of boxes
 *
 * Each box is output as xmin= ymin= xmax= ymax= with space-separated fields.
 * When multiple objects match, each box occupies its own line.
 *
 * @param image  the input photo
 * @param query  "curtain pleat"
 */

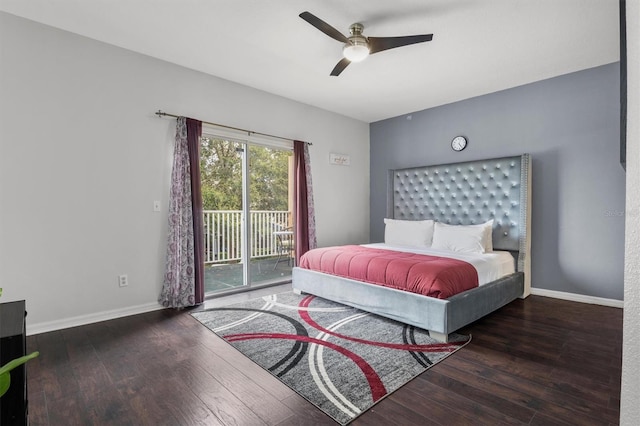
xmin=186 ymin=118 xmax=204 ymax=305
xmin=294 ymin=141 xmax=317 ymax=265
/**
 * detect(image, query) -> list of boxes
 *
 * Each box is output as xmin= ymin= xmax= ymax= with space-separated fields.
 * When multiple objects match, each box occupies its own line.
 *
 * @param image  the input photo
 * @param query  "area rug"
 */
xmin=191 ymin=291 xmax=470 ymax=425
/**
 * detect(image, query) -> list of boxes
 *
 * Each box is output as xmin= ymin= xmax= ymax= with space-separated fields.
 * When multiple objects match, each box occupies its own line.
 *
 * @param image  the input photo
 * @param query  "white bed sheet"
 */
xmin=362 ymin=243 xmax=515 ymax=286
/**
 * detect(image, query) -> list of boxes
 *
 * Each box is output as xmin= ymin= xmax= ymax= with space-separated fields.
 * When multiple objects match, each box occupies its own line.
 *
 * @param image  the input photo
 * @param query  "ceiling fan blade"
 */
xmin=330 ymin=58 xmax=351 ymax=76
xmin=368 ymin=34 xmax=433 ymax=55
xmin=299 ymin=11 xmax=349 ymax=43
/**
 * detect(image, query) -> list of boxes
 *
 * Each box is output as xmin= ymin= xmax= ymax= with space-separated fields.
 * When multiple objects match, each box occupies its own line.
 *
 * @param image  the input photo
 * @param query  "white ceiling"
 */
xmin=0 ymin=0 xmax=620 ymax=123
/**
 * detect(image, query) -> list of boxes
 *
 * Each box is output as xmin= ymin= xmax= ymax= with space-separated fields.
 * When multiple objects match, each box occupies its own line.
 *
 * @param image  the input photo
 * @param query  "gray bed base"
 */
xmin=292 ymin=268 xmax=524 ymax=341
xmin=292 ymin=154 xmax=531 ymax=342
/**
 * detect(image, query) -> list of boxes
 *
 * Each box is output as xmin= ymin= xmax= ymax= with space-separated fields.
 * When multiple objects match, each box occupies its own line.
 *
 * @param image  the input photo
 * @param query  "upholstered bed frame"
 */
xmin=292 ymin=154 xmax=531 ymax=341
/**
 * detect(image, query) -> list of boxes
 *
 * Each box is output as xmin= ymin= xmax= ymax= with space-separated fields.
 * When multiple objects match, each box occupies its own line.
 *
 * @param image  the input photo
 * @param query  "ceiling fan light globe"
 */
xmin=343 ymin=44 xmax=369 ymax=62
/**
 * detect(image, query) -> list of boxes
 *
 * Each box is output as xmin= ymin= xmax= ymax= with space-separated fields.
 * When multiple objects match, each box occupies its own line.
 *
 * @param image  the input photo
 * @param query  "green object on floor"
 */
xmin=0 ymin=351 xmax=39 ymax=397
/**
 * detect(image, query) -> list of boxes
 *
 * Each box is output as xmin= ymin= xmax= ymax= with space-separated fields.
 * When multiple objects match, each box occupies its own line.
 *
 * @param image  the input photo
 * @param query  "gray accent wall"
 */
xmin=370 ymin=63 xmax=624 ymax=301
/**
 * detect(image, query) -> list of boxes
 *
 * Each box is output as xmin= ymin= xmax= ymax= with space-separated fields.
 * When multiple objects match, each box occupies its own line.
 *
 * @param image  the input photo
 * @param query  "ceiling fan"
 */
xmin=299 ymin=11 xmax=433 ymax=76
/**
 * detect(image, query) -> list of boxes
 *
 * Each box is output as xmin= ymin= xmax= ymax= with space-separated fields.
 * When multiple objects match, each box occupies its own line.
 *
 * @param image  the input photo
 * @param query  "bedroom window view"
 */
xmin=200 ymin=136 xmax=294 ymax=294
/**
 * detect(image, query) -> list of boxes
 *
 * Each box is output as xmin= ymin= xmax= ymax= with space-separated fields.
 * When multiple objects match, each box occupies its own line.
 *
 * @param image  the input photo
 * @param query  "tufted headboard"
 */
xmin=387 ymin=154 xmax=531 ymax=282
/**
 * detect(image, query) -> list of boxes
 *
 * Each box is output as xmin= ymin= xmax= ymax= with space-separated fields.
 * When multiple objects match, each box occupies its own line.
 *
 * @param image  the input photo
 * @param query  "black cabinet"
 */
xmin=0 ymin=300 xmax=27 ymax=426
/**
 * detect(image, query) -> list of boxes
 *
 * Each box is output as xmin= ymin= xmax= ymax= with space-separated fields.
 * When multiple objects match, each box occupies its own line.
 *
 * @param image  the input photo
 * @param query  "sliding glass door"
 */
xmin=200 ymin=134 xmax=293 ymax=295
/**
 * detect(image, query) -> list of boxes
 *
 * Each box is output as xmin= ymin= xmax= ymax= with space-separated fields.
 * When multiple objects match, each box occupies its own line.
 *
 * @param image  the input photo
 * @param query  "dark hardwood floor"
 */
xmin=26 ymin=287 xmax=622 ymax=425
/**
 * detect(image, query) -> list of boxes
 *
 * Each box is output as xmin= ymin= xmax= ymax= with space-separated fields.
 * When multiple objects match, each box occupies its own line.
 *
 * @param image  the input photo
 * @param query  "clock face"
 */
xmin=451 ymin=136 xmax=467 ymax=151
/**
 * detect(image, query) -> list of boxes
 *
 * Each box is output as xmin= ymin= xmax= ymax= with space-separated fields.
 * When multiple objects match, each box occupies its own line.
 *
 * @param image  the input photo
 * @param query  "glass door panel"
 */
xmin=248 ymin=145 xmax=294 ymax=285
xmin=200 ymin=136 xmax=293 ymax=295
xmin=201 ymin=137 xmax=245 ymax=293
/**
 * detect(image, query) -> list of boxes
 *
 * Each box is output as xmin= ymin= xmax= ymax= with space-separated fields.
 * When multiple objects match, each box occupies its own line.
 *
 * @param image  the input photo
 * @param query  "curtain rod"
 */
xmin=155 ymin=110 xmax=310 ymax=145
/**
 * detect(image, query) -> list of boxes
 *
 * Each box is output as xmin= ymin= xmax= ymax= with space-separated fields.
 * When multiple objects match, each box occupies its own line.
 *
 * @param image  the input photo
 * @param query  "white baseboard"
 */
xmin=530 ymin=287 xmax=624 ymax=308
xmin=26 ymin=302 xmax=165 ymax=336
xmin=25 ymin=288 xmax=622 ymax=335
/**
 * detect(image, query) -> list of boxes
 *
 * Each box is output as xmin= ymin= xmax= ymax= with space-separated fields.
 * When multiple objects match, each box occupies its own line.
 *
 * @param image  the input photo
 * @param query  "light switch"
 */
xmin=153 ymin=201 xmax=161 ymax=212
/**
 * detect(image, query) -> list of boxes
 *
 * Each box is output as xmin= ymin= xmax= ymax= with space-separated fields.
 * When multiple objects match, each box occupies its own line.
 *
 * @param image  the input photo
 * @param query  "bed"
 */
xmin=292 ymin=154 xmax=531 ymax=342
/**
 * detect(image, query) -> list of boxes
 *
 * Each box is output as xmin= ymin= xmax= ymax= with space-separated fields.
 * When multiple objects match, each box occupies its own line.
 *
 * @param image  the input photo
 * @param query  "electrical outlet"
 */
xmin=118 ymin=274 xmax=128 ymax=287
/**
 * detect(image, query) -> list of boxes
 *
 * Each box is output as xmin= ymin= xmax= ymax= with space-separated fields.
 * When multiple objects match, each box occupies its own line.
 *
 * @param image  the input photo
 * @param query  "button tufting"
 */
xmin=392 ymin=156 xmax=523 ymax=252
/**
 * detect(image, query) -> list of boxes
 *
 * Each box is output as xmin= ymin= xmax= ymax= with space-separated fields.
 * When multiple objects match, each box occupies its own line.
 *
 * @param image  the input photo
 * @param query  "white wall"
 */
xmin=0 ymin=12 xmax=370 ymax=333
xmin=621 ymin=0 xmax=640 ymax=423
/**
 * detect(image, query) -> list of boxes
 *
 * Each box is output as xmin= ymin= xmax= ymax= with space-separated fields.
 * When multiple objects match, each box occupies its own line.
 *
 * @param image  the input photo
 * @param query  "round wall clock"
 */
xmin=451 ymin=136 xmax=467 ymax=152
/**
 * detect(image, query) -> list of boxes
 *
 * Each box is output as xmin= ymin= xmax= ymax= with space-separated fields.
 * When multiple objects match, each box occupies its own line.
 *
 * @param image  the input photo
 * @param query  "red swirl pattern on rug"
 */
xmin=298 ymin=294 xmax=465 ymax=352
xmin=225 ymin=332 xmax=387 ymax=401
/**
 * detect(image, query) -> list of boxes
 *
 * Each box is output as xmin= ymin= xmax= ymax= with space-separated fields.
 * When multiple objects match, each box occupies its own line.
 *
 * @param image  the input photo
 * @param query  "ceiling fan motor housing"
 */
xmin=344 ymin=23 xmax=369 ymax=62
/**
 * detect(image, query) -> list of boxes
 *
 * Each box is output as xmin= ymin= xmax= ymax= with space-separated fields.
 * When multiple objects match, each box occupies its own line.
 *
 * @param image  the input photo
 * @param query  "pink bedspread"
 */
xmin=298 ymin=245 xmax=479 ymax=299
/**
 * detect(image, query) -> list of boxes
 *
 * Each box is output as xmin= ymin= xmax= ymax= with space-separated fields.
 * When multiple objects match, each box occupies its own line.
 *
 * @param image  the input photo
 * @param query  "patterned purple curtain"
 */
xmin=294 ymin=140 xmax=316 ymax=265
xmin=159 ymin=117 xmax=204 ymax=308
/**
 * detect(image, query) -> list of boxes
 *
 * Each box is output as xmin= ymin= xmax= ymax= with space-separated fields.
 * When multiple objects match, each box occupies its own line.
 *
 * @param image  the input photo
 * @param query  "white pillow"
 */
xmin=482 ymin=220 xmax=494 ymax=252
xmin=384 ymin=218 xmax=435 ymax=247
xmin=431 ymin=220 xmax=494 ymax=254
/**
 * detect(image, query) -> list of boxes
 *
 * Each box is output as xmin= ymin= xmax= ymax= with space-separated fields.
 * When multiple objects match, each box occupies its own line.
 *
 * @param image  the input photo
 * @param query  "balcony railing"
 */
xmin=203 ymin=210 xmax=291 ymax=264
